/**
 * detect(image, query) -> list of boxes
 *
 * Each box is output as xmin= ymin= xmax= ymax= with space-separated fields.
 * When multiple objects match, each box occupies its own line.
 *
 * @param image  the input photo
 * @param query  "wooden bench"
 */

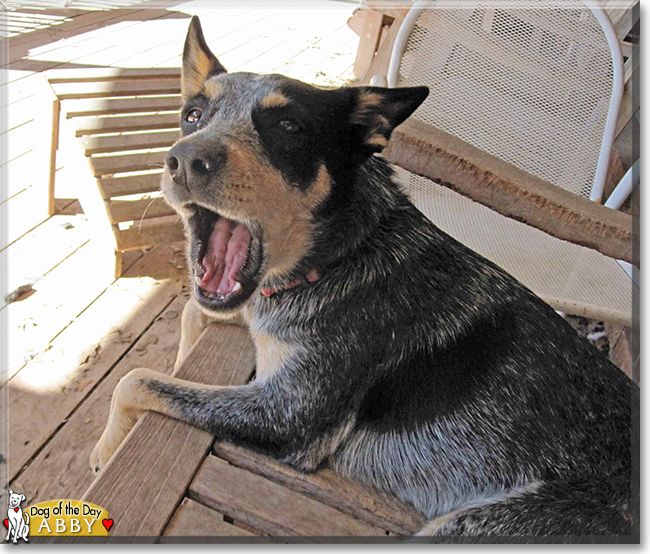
xmin=47 ymin=68 xmax=185 ymax=277
xmin=81 ymin=323 xmax=425 ymax=540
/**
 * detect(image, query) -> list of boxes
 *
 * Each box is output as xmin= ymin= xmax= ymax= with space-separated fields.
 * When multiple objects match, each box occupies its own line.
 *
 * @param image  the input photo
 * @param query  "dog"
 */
xmin=5 ymin=490 xmax=29 ymax=543
xmin=91 ymin=16 xmax=638 ymax=538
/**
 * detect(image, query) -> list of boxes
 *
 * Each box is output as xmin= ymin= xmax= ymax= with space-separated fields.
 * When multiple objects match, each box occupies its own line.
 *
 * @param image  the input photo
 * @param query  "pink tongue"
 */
xmin=200 ymin=218 xmax=251 ymax=295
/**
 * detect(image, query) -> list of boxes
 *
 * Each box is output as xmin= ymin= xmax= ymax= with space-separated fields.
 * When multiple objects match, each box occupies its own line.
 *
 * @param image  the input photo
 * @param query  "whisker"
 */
xmin=138 ymin=196 xmax=162 ymax=235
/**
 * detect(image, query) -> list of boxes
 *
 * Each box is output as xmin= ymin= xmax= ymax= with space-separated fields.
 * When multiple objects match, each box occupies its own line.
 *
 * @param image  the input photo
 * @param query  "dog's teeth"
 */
xmin=233 ymin=281 xmax=242 ymax=293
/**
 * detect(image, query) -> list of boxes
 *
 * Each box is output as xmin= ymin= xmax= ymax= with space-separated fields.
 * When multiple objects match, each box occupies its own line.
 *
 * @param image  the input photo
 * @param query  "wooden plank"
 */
xmin=48 ymin=98 xmax=61 ymax=216
xmin=11 ymin=291 xmax=189 ymax=505
xmin=352 ymin=9 xmax=385 ymax=79
xmin=384 ymin=118 xmax=635 ymax=264
xmin=360 ymin=14 xmax=404 ymax=84
xmin=213 ymin=442 xmax=424 ymax=535
xmin=63 ymin=96 xmax=181 ymax=118
xmin=163 ymin=498 xmax=257 ymax=537
xmin=115 ymin=216 xmax=184 ymax=251
xmin=82 ymin=129 xmax=179 ymax=155
xmin=89 ymin=150 xmax=167 ymax=177
xmin=6 ymin=9 xmax=145 ymax=63
xmin=4 ymin=238 xmax=116 ymax=378
xmin=615 ymin=54 xmax=639 ymax=139
xmin=46 ymin=67 xmax=181 ymax=83
xmin=1 ymin=211 xmax=90 ymax=311
xmin=98 ymin=172 xmax=163 ymax=199
xmin=71 ymin=112 xmax=179 ymax=136
xmin=190 ymin=456 xmax=385 ymax=537
xmin=82 ymin=324 xmax=257 ymax=537
xmin=51 ymin=79 xmax=181 ymax=100
xmin=108 ymin=196 xmax=176 ymax=224
xmin=6 ymin=243 xmax=184 ymax=482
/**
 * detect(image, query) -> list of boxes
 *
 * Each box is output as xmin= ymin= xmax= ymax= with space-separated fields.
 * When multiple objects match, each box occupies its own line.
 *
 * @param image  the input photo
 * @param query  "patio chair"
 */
xmin=370 ymin=0 xmax=637 ymax=326
xmin=47 ymin=68 xmax=185 ymax=276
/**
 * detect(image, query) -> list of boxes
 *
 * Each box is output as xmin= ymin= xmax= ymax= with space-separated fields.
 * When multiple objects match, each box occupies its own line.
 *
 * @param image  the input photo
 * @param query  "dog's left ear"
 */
xmin=20 ymin=494 xmax=25 ymax=502
xmin=350 ymin=86 xmax=429 ymax=153
xmin=182 ymin=16 xmax=227 ymax=101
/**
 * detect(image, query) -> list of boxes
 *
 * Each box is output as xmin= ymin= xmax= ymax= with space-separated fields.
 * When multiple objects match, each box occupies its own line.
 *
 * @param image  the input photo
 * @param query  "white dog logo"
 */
xmin=5 ymin=490 xmax=29 ymax=544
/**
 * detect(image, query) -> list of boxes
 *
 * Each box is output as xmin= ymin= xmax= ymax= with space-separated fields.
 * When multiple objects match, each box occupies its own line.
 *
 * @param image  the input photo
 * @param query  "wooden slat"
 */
xmin=71 ymin=112 xmax=179 ymax=136
xmin=63 ymin=95 xmax=182 ymax=118
xmin=384 ymin=118 xmax=635 ymax=264
xmin=83 ymin=324 xmax=257 ymax=537
xmin=213 ymin=442 xmax=424 ymax=535
xmin=352 ymin=9 xmax=385 ymax=79
xmin=190 ymin=455 xmax=385 ymax=537
xmin=82 ymin=129 xmax=178 ymax=155
xmin=359 ymin=13 xmax=404 ymax=84
xmin=98 ymin=172 xmax=163 ymax=199
xmin=46 ymin=67 xmax=181 ymax=83
xmin=115 ymin=215 xmax=184 ymax=251
xmin=89 ymin=150 xmax=167 ymax=176
xmin=51 ymin=79 xmax=181 ymax=100
xmin=163 ymin=498 xmax=257 ymax=537
xmin=108 ymin=197 xmax=176 ymax=223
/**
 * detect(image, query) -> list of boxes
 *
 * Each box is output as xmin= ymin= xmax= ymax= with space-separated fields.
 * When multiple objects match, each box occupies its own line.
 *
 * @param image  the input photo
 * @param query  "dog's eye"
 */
xmin=185 ymin=108 xmax=202 ymax=124
xmin=277 ymin=119 xmax=301 ymax=133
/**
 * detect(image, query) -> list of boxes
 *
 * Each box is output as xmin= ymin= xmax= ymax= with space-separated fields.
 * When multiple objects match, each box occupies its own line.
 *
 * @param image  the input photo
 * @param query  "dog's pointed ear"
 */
xmin=350 ymin=86 xmax=429 ymax=153
xmin=7 ymin=490 xmax=12 ymax=496
xmin=182 ymin=16 xmax=227 ymax=101
xmin=20 ymin=495 xmax=25 ymax=502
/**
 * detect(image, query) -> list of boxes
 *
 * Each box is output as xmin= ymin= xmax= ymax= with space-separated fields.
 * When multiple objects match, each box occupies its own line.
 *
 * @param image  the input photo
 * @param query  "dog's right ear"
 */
xmin=182 ymin=16 xmax=227 ymax=101
xmin=7 ymin=489 xmax=12 ymax=496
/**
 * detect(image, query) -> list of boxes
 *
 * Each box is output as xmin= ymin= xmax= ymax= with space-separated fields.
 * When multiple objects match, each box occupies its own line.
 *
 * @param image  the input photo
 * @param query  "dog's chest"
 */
xmin=251 ymin=330 xmax=295 ymax=379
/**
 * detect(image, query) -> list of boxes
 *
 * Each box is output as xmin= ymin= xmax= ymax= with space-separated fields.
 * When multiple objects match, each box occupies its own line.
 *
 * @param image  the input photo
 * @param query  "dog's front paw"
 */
xmin=89 ymin=435 xmax=110 ymax=473
xmin=89 ymin=413 xmax=134 ymax=473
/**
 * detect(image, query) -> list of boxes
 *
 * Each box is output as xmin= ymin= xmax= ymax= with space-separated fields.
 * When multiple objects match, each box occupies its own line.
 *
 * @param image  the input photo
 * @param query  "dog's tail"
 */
xmin=23 ymin=513 xmax=29 ymax=526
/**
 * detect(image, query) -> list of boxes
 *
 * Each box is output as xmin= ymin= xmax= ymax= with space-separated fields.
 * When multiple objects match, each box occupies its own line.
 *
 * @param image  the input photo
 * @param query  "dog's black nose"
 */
xmin=165 ymin=140 xmax=225 ymax=189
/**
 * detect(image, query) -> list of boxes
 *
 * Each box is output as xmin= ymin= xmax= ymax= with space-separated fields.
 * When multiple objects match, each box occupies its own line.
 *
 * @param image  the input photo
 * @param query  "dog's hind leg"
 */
xmin=418 ymin=478 xmax=634 ymax=538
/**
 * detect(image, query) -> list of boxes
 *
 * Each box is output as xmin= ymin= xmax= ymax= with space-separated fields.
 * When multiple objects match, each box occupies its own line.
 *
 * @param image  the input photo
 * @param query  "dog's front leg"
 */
xmin=174 ymin=298 xmax=244 ymax=371
xmin=90 ymin=360 xmax=354 ymax=472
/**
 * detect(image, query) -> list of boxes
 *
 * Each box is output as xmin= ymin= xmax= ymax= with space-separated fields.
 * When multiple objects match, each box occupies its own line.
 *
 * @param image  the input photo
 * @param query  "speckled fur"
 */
xmin=95 ymin=16 xmax=638 ymax=540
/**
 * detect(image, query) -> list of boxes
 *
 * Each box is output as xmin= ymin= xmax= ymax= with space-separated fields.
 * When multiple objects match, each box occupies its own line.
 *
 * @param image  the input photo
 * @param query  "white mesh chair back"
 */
xmin=395 ymin=2 xmax=616 ymax=198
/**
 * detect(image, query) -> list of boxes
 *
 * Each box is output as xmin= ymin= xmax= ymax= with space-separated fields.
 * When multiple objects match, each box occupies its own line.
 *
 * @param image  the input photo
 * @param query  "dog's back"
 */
xmin=253 ymin=154 xmax=637 ymax=536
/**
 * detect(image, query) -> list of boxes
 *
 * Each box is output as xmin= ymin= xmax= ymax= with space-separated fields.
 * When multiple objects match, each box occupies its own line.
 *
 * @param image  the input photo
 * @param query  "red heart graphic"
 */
xmin=3 ymin=519 xmax=7 ymax=528
xmin=102 ymin=519 xmax=113 ymax=531
xmin=13 ymin=508 xmax=18 ymax=513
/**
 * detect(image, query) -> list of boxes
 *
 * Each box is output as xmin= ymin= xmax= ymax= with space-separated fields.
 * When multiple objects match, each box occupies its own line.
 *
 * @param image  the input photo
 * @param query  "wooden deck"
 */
xmin=1 ymin=0 xmax=359 ymax=512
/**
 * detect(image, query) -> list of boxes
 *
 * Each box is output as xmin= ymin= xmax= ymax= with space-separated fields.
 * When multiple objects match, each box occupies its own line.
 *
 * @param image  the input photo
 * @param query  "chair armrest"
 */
xmin=384 ymin=118 xmax=635 ymax=265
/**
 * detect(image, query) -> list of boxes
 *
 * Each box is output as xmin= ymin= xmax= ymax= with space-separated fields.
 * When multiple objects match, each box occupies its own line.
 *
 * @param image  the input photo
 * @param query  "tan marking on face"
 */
xmin=202 ymin=79 xmax=223 ymax=99
xmin=261 ymin=92 xmax=290 ymax=108
xmin=182 ymin=42 xmax=216 ymax=100
xmin=251 ymin=330 xmax=296 ymax=379
xmin=215 ymin=141 xmax=333 ymax=280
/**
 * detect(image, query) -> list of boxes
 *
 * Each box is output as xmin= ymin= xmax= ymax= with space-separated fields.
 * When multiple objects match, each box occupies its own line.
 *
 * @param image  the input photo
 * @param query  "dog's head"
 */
xmin=163 ymin=16 xmax=428 ymax=314
xmin=7 ymin=490 xmax=25 ymax=509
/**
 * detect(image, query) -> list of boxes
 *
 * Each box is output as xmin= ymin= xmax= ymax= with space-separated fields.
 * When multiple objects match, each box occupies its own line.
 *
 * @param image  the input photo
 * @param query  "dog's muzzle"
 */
xmin=165 ymin=139 xmax=227 ymax=190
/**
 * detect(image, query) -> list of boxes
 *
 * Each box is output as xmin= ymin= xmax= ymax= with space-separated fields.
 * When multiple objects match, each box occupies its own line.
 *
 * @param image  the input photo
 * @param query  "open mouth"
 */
xmin=187 ymin=205 xmax=264 ymax=311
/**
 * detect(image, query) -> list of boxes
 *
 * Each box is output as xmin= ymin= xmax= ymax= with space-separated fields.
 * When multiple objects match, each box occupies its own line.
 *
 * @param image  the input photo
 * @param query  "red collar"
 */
xmin=260 ymin=268 xmax=321 ymax=298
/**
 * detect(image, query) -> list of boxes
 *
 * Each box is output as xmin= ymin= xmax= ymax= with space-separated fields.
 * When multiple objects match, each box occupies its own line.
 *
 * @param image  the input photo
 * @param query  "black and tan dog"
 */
xmin=91 ymin=17 xmax=638 ymax=538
